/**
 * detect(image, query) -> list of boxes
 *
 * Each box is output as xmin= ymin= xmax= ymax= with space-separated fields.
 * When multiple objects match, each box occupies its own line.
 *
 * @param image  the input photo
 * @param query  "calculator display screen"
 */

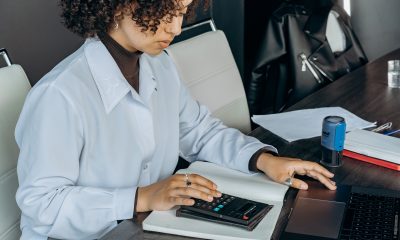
xmin=237 ymin=202 xmax=253 ymax=212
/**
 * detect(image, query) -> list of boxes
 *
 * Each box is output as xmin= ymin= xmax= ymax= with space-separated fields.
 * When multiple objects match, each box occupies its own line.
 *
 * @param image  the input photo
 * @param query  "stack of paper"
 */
xmin=344 ymin=129 xmax=400 ymax=171
xmin=252 ymin=107 xmax=376 ymax=142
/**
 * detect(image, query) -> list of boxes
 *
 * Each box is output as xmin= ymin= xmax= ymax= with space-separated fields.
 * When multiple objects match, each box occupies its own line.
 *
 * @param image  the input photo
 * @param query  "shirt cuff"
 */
xmin=235 ymin=141 xmax=278 ymax=173
xmin=248 ymin=147 xmax=280 ymax=172
xmin=114 ymin=187 xmax=136 ymax=221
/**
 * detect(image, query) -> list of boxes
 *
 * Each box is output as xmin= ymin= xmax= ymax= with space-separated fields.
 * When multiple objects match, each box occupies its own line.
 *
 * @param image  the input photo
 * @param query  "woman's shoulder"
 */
xmin=33 ymin=42 xmax=97 ymax=97
xmin=36 ymin=44 xmax=89 ymax=87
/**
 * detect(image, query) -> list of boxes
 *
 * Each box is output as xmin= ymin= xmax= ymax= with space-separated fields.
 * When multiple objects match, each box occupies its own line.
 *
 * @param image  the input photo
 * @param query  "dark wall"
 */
xmin=212 ymin=0 xmax=245 ymax=78
xmin=243 ymin=1 xmax=281 ymax=85
xmin=351 ymin=0 xmax=400 ymax=61
xmin=0 ymin=0 xmax=214 ymax=85
xmin=0 ymin=0 xmax=83 ymax=85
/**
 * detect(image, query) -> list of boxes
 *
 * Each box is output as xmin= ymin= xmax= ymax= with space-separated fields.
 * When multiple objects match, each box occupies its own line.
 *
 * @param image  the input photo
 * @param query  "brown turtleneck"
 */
xmin=99 ymin=33 xmax=142 ymax=93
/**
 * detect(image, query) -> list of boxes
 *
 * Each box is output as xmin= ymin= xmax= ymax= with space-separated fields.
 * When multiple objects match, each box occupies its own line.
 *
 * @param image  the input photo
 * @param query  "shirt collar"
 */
xmin=84 ymin=38 xmax=158 ymax=113
xmin=84 ymin=38 xmax=131 ymax=114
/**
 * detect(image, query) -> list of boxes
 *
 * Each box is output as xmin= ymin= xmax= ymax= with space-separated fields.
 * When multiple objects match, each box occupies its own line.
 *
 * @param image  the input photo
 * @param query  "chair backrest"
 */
xmin=166 ymin=30 xmax=251 ymax=133
xmin=0 ymin=53 xmax=31 ymax=239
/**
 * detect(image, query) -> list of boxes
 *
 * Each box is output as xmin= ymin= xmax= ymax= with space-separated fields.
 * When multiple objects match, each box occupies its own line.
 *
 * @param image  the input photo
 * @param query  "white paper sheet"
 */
xmin=252 ymin=107 xmax=376 ymax=142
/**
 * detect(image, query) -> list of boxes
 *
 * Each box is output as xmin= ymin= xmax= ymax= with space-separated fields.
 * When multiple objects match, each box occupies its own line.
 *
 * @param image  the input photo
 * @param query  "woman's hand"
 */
xmin=136 ymin=174 xmax=222 ymax=212
xmin=256 ymin=153 xmax=337 ymax=190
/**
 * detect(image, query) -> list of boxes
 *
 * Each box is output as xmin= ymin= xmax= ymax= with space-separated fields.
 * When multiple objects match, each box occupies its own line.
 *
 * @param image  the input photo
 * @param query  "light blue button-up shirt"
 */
xmin=15 ymin=38 xmax=276 ymax=239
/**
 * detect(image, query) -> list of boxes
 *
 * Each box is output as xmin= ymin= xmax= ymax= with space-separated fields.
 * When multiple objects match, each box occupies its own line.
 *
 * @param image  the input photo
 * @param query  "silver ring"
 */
xmin=284 ymin=172 xmax=294 ymax=187
xmin=184 ymin=173 xmax=191 ymax=187
xmin=284 ymin=177 xmax=293 ymax=187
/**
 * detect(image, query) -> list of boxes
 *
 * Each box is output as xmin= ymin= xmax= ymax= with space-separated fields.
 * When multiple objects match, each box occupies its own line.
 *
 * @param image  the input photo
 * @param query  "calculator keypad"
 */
xmin=194 ymin=193 xmax=235 ymax=213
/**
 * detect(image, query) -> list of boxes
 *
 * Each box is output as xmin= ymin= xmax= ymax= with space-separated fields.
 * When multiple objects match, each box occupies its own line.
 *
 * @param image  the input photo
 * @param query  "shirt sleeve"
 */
xmin=177 ymin=82 xmax=278 ymax=174
xmin=15 ymin=84 xmax=136 ymax=239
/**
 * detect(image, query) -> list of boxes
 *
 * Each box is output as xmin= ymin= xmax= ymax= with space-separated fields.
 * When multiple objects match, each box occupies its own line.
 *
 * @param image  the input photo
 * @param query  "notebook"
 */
xmin=142 ymin=161 xmax=289 ymax=240
xmin=343 ymin=129 xmax=400 ymax=171
xmin=282 ymin=181 xmax=400 ymax=240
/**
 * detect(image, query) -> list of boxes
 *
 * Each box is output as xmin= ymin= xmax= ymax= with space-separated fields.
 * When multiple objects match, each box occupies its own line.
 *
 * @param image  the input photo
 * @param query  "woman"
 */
xmin=15 ymin=0 xmax=336 ymax=239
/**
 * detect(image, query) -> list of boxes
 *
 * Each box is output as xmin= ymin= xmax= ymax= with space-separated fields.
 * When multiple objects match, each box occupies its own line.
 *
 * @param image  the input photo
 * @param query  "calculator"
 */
xmin=176 ymin=193 xmax=273 ymax=231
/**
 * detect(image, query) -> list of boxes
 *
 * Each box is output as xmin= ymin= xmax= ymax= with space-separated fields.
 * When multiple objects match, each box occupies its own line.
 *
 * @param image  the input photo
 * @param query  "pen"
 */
xmin=384 ymin=129 xmax=400 ymax=136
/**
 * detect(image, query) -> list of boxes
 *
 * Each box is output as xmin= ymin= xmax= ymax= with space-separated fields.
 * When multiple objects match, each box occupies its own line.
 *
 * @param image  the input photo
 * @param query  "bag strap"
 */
xmin=303 ymin=2 xmax=334 ymax=42
xmin=0 ymin=48 xmax=12 ymax=66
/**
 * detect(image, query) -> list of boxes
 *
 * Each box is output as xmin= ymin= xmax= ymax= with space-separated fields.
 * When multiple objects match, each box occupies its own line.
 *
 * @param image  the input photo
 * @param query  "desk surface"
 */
xmin=101 ymin=49 xmax=400 ymax=240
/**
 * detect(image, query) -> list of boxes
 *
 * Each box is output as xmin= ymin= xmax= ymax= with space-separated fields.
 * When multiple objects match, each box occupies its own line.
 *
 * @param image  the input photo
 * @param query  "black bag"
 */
xmin=247 ymin=0 xmax=368 ymax=115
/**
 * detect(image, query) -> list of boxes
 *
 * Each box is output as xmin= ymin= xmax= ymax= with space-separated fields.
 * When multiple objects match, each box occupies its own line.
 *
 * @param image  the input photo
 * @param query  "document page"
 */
xmin=252 ymin=107 xmax=376 ymax=142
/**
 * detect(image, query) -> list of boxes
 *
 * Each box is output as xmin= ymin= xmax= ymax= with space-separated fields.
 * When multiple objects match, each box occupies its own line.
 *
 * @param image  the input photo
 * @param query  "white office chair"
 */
xmin=0 ymin=49 xmax=31 ymax=240
xmin=166 ymin=26 xmax=251 ymax=133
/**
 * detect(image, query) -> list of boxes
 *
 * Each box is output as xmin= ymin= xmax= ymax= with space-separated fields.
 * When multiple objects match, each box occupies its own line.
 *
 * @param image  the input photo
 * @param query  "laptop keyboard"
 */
xmin=340 ymin=192 xmax=400 ymax=240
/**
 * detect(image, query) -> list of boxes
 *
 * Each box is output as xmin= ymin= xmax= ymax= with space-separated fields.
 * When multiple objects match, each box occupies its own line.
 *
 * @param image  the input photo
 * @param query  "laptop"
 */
xmin=282 ymin=181 xmax=399 ymax=240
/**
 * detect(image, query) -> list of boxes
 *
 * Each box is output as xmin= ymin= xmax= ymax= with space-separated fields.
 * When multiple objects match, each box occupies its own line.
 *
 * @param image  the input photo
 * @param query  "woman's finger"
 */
xmin=171 ymin=174 xmax=216 ymax=191
xmin=188 ymin=174 xmax=218 ymax=190
xmin=188 ymin=183 xmax=221 ymax=197
xmin=305 ymin=170 xmax=337 ymax=190
xmin=291 ymin=166 xmax=307 ymax=176
xmin=290 ymin=178 xmax=308 ymax=190
xmin=171 ymin=187 xmax=214 ymax=202
xmin=288 ymin=161 xmax=336 ymax=190
xmin=168 ymin=196 xmax=195 ymax=206
xmin=300 ymin=162 xmax=334 ymax=178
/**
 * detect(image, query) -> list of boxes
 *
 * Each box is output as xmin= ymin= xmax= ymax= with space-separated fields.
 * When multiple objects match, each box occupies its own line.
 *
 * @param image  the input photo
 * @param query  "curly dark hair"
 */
xmin=60 ymin=0 xmax=210 ymax=38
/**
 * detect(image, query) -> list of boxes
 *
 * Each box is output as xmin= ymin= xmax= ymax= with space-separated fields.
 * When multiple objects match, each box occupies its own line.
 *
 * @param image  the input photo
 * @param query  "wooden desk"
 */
xmin=101 ymin=49 xmax=400 ymax=240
